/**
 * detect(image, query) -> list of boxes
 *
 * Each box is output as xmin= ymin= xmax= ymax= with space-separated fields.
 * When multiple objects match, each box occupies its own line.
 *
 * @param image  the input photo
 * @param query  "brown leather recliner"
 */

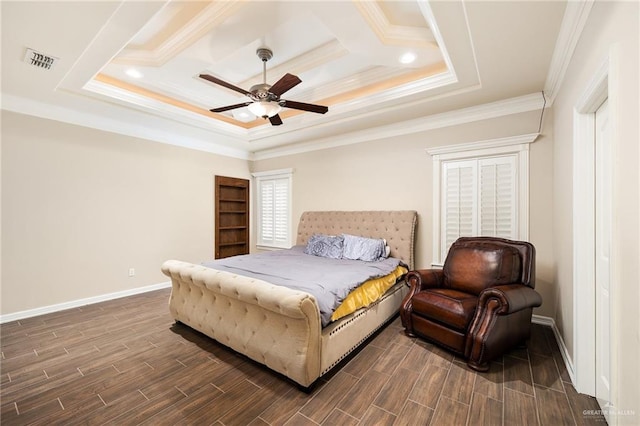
xmin=400 ymin=237 xmax=542 ymax=371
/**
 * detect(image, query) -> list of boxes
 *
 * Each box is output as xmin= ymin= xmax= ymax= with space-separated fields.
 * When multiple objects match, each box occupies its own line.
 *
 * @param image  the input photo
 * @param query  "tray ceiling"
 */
xmin=1 ymin=0 xmax=567 ymax=158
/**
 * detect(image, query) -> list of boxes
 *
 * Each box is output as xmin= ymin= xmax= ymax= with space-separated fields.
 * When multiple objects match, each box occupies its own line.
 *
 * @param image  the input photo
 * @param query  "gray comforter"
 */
xmin=202 ymin=245 xmax=404 ymax=327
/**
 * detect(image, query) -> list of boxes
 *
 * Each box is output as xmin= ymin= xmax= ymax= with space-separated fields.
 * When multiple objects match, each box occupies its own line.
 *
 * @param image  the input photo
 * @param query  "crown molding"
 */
xmin=84 ymin=78 xmax=250 ymax=135
xmin=544 ymin=0 xmax=595 ymax=106
xmin=324 ymin=66 xmax=456 ymax=114
xmin=113 ymin=1 xmax=246 ymax=67
xmin=251 ymin=168 xmax=294 ymax=178
xmin=355 ymin=1 xmax=436 ymax=48
xmin=2 ymin=90 xmax=543 ymax=164
xmin=251 ymin=92 xmax=545 ymax=160
xmin=1 ymin=93 xmax=250 ymax=160
xmin=426 ymin=132 xmax=538 ymax=157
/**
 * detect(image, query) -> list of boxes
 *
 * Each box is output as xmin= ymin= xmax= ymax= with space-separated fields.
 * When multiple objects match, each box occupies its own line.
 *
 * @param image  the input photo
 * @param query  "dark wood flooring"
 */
xmin=1 ymin=288 xmax=605 ymax=425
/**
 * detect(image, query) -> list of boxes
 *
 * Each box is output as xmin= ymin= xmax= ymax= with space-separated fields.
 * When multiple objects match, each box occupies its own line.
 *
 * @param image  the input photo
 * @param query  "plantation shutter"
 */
xmin=273 ymin=178 xmax=290 ymax=244
xmin=260 ymin=180 xmax=275 ymax=243
xmin=441 ymin=155 xmax=518 ymax=259
xmin=442 ymin=160 xmax=476 ymax=257
xmin=256 ymin=171 xmax=292 ymax=248
xmin=479 ymin=156 xmax=517 ymax=239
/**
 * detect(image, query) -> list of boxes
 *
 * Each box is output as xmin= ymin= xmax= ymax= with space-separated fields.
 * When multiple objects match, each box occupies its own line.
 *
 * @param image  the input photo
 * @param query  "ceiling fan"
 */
xmin=199 ymin=48 xmax=328 ymax=126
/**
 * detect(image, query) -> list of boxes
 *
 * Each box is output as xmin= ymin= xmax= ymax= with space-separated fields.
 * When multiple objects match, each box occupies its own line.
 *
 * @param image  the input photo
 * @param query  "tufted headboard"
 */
xmin=296 ymin=211 xmax=418 ymax=269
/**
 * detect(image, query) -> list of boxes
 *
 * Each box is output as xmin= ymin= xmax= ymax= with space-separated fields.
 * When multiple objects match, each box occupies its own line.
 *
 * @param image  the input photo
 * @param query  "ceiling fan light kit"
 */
xmin=247 ymin=100 xmax=281 ymax=118
xmin=200 ymin=47 xmax=328 ymax=126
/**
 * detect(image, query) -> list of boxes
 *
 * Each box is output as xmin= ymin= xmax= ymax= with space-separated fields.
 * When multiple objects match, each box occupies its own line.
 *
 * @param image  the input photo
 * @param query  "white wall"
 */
xmin=1 ymin=111 xmax=250 ymax=316
xmin=552 ymin=0 xmax=639 ymax=421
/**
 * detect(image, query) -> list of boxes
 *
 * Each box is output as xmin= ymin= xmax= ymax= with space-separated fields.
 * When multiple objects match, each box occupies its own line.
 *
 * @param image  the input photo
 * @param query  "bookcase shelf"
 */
xmin=215 ymin=176 xmax=249 ymax=259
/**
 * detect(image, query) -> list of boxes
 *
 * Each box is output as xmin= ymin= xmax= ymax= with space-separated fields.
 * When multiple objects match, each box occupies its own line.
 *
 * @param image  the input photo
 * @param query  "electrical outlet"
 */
xmin=128 ymin=268 xmax=135 ymax=277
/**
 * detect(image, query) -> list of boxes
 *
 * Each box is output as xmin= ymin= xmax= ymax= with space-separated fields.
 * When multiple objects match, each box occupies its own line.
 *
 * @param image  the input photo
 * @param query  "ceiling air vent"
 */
xmin=23 ymin=48 xmax=58 ymax=70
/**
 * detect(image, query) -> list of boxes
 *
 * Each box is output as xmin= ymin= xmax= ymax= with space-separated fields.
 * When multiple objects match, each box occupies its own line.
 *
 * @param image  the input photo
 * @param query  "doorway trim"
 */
xmin=572 ymin=56 xmax=611 ymax=397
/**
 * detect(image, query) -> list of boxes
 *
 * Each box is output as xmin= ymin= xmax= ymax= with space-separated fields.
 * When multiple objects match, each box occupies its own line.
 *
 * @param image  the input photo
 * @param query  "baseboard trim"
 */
xmin=532 ymin=314 xmax=576 ymax=384
xmin=0 ymin=281 xmax=171 ymax=324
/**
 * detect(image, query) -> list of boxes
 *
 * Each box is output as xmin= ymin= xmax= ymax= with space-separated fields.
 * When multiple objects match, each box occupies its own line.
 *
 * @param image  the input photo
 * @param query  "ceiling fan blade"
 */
xmin=209 ymin=102 xmax=252 ymax=113
xmin=280 ymin=100 xmax=328 ymax=114
xmin=199 ymin=74 xmax=251 ymax=96
xmin=269 ymin=73 xmax=302 ymax=96
xmin=269 ymin=114 xmax=283 ymax=126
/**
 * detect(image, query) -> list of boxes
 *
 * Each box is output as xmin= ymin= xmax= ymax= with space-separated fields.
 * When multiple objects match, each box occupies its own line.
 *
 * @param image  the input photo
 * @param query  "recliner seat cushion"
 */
xmin=411 ymin=288 xmax=478 ymax=331
xmin=444 ymin=243 xmax=521 ymax=295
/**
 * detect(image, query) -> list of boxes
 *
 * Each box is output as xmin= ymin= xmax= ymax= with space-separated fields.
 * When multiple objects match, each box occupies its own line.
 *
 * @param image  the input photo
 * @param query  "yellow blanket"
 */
xmin=331 ymin=265 xmax=408 ymax=322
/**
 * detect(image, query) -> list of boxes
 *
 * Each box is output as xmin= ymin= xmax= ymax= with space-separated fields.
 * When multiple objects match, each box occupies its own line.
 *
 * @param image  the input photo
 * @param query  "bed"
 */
xmin=161 ymin=210 xmax=417 ymax=388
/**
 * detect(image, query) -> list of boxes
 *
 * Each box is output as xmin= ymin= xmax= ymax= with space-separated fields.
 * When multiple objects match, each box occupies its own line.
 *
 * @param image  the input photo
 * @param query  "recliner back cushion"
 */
xmin=443 ymin=243 xmax=522 ymax=295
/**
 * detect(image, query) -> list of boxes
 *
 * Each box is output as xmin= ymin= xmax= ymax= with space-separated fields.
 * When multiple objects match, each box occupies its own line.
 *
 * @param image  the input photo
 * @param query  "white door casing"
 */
xmin=572 ymin=57 xmax=608 ymax=396
xmin=573 ymin=50 xmax=623 ymax=425
xmin=595 ymin=98 xmax=612 ymax=420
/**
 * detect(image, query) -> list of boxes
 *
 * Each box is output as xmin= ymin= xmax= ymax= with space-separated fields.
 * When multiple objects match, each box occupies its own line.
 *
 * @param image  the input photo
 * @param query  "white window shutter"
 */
xmin=254 ymin=169 xmax=293 ymax=249
xmin=440 ymin=155 xmax=518 ymax=261
xmin=442 ymin=160 xmax=476 ymax=257
xmin=479 ymin=156 xmax=517 ymax=239
xmin=260 ymin=180 xmax=275 ymax=243
xmin=273 ymin=178 xmax=289 ymax=244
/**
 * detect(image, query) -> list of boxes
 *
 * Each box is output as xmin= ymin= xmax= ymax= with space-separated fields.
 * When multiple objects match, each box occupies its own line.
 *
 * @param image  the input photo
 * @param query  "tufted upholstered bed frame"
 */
xmin=161 ymin=210 xmax=417 ymax=388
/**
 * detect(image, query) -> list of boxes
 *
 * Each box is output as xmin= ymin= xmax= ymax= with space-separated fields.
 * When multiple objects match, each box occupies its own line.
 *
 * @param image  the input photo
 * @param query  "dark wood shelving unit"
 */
xmin=214 ymin=175 xmax=249 ymax=259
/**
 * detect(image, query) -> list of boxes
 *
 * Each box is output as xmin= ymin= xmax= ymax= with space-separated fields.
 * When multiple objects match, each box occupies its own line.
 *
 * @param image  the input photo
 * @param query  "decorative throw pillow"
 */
xmin=342 ymin=234 xmax=388 ymax=262
xmin=304 ymin=234 xmax=344 ymax=259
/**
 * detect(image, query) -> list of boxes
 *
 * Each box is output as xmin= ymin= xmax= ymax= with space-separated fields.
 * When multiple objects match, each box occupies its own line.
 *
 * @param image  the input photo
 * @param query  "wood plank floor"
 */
xmin=1 ymin=288 xmax=606 ymax=425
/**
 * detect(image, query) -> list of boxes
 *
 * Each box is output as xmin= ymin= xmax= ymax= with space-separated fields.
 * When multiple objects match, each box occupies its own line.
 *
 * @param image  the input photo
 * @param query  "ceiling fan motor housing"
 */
xmin=249 ymin=83 xmax=274 ymax=101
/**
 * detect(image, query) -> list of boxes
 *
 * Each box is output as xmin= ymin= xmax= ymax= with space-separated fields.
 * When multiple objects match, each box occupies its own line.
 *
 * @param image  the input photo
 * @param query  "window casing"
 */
xmin=252 ymin=169 xmax=293 ymax=249
xmin=428 ymin=134 xmax=536 ymax=266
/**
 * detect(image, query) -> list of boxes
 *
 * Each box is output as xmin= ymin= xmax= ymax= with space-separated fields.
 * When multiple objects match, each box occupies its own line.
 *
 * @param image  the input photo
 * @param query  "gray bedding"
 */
xmin=202 ymin=245 xmax=404 ymax=327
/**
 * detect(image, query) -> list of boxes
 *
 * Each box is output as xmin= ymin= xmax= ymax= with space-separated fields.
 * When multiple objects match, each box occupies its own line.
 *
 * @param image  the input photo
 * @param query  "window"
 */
xmin=252 ymin=169 xmax=293 ymax=249
xmin=428 ymin=134 xmax=536 ymax=265
xmin=442 ymin=155 xmax=517 ymax=255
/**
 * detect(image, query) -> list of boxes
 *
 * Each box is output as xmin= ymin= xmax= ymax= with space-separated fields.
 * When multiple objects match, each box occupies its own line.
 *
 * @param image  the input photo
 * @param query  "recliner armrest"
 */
xmin=405 ymin=269 xmax=444 ymax=293
xmin=400 ymin=269 xmax=445 ymax=336
xmin=478 ymin=284 xmax=542 ymax=314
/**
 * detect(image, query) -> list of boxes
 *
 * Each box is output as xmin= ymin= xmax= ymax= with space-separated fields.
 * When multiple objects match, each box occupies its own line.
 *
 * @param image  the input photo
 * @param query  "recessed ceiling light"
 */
xmin=399 ymin=52 xmax=416 ymax=64
xmin=126 ymin=68 xmax=143 ymax=79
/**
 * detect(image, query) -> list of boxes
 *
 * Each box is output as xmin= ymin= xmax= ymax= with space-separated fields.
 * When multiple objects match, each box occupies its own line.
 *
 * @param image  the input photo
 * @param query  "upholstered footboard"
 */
xmin=162 ymin=260 xmax=322 ymax=387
